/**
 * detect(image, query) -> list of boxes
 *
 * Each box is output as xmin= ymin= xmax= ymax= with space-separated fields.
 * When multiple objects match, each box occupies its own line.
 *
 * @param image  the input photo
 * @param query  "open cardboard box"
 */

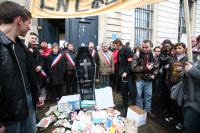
xmin=127 ymin=106 xmax=147 ymax=127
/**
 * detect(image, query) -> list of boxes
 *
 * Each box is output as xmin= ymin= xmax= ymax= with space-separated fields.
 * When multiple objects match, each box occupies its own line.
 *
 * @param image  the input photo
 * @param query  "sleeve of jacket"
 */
xmin=111 ymin=52 xmax=115 ymax=73
xmin=26 ymin=48 xmax=41 ymax=104
xmin=120 ymin=48 xmax=133 ymax=75
xmin=131 ymin=54 xmax=144 ymax=73
xmin=95 ymin=52 xmax=100 ymax=69
xmin=187 ymin=66 xmax=200 ymax=81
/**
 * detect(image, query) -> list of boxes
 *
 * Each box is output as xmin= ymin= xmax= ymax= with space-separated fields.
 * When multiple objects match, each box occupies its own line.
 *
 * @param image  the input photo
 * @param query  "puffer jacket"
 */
xmin=0 ymin=32 xmax=39 ymax=125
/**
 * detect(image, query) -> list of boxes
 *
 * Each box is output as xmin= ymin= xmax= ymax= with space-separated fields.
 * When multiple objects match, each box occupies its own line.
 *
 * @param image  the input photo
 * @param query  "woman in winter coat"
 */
xmin=46 ymin=43 xmax=66 ymax=103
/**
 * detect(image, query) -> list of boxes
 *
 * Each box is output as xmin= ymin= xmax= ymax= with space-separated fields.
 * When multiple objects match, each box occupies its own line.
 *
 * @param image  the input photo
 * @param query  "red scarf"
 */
xmin=41 ymin=47 xmax=51 ymax=57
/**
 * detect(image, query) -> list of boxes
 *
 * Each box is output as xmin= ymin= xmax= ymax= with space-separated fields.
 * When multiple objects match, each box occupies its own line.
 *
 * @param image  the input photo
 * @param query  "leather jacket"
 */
xmin=0 ymin=32 xmax=39 ymax=125
xmin=131 ymin=50 xmax=158 ymax=81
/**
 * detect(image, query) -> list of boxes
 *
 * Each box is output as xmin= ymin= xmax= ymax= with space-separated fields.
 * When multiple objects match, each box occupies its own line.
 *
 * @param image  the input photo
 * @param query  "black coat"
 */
xmin=46 ymin=52 xmax=66 ymax=85
xmin=0 ymin=32 xmax=40 ymax=125
xmin=64 ymin=50 xmax=76 ymax=72
xmin=118 ymin=47 xmax=133 ymax=76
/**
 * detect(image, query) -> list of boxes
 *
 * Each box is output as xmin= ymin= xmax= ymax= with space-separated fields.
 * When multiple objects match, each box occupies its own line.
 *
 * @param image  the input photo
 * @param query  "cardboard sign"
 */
xmin=95 ymin=87 xmax=115 ymax=109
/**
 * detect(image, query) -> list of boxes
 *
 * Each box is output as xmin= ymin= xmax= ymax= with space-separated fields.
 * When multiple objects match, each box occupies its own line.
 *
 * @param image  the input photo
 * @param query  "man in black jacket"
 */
xmin=114 ymin=39 xmax=135 ymax=117
xmin=0 ymin=1 xmax=44 ymax=133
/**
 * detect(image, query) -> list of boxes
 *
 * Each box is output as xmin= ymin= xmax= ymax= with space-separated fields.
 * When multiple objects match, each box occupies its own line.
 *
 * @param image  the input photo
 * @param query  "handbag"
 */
xmin=170 ymin=79 xmax=184 ymax=106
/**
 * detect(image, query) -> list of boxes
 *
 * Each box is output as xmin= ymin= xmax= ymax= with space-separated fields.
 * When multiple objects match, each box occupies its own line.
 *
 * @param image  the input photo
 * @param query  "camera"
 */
xmin=149 ymin=62 xmax=159 ymax=69
xmin=144 ymin=73 xmax=154 ymax=81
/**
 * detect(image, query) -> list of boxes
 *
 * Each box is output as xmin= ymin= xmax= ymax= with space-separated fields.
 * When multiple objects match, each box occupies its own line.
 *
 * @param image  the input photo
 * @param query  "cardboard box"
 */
xmin=126 ymin=106 xmax=147 ymax=127
xmin=58 ymin=95 xmax=80 ymax=112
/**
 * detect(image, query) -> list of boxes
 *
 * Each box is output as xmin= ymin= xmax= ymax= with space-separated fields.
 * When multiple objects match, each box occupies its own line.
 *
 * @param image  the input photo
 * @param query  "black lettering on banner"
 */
xmin=105 ymin=0 xmax=118 ymax=5
xmin=56 ymin=0 xmax=69 ymax=12
xmin=75 ymin=0 xmax=90 ymax=12
xmin=40 ymin=0 xmax=55 ymax=10
xmin=92 ymin=0 xmax=104 ymax=9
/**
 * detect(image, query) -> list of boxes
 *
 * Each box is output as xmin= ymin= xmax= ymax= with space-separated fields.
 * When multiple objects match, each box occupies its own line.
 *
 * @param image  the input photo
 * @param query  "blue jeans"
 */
xmin=136 ymin=80 xmax=152 ymax=112
xmin=184 ymin=107 xmax=200 ymax=133
xmin=6 ymin=89 xmax=36 ymax=133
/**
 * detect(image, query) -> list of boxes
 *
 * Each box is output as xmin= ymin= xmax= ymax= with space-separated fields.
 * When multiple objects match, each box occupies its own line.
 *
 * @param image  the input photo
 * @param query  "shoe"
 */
xmin=147 ymin=112 xmax=156 ymax=118
xmin=165 ymin=117 xmax=174 ymax=123
xmin=175 ymin=123 xmax=183 ymax=130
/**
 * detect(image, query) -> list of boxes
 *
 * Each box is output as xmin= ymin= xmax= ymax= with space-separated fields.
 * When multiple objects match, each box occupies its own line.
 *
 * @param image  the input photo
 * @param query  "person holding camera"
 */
xmin=131 ymin=40 xmax=158 ymax=118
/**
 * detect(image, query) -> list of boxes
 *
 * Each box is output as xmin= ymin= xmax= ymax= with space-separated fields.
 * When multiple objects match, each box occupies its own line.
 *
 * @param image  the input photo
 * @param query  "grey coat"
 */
xmin=183 ymin=64 xmax=200 ymax=113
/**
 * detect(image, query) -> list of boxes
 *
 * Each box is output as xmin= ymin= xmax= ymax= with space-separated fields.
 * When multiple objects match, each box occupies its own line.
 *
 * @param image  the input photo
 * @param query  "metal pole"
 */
xmin=183 ymin=0 xmax=193 ymax=62
xmin=191 ymin=1 xmax=197 ymax=35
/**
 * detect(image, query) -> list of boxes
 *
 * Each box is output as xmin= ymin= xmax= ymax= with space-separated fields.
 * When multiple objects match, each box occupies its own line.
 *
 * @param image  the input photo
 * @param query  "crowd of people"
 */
xmin=0 ymin=1 xmax=200 ymax=133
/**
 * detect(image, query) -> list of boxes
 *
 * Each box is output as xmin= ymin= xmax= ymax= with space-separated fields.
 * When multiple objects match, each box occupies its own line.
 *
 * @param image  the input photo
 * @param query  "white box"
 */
xmin=58 ymin=95 xmax=80 ymax=112
xmin=95 ymin=87 xmax=115 ymax=109
xmin=92 ymin=110 xmax=108 ymax=124
xmin=127 ymin=106 xmax=147 ymax=127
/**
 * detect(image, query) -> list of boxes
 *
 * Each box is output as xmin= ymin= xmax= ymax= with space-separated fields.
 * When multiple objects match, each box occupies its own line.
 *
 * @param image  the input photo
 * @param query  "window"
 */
xmin=178 ymin=0 xmax=186 ymax=41
xmin=178 ymin=0 xmax=193 ymax=41
xmin=134 ymin=5 xmax=153 ymax=47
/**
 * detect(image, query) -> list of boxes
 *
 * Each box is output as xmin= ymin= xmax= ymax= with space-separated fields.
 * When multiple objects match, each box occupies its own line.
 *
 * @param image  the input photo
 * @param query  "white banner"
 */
xmin=30 ymin=0 xmax=166 ymax=18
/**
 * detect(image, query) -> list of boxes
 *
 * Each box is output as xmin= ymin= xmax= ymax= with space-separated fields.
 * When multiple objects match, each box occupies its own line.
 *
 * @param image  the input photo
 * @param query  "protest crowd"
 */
xmin=0 ymin=1 xmax=200 ymax=133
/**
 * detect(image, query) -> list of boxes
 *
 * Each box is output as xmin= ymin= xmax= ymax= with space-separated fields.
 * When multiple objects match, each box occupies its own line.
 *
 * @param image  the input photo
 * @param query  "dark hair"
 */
xmin=0 ymin=1 xmax=32 ymax=25
xmin=153 ymin=46 xmax=161 ymax=51
xmin=142 ymin=40 xmax=152 ymax=47
xmin=174 ymin=42 xmax=186 ymax=49
xmin=197 ymin=35 xmax=200 ymax=44
xmin=30 ymin=32 xmax=38 ymax=37
xmin=161 ymin=39 xmax=172 ymax=46
xmin=113 ymin=39 xmax=123 ymax=46
xmin=125 ymin=42 xmax=130 ymax=46
xmin=67 ymin=42 xmax=73 ymax=48
xmin=133 ymin=47 xmax=140 ymax=53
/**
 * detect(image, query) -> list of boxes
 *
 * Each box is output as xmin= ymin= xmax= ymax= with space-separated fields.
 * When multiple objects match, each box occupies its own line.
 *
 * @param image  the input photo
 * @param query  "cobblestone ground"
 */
xmin=37 ymin=89 xmax=180 ymax=133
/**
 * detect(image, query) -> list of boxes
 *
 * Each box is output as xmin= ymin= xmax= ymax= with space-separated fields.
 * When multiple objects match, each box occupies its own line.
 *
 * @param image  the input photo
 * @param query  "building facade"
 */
xmin=2 ymin=0 xmax=200 ymax=48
